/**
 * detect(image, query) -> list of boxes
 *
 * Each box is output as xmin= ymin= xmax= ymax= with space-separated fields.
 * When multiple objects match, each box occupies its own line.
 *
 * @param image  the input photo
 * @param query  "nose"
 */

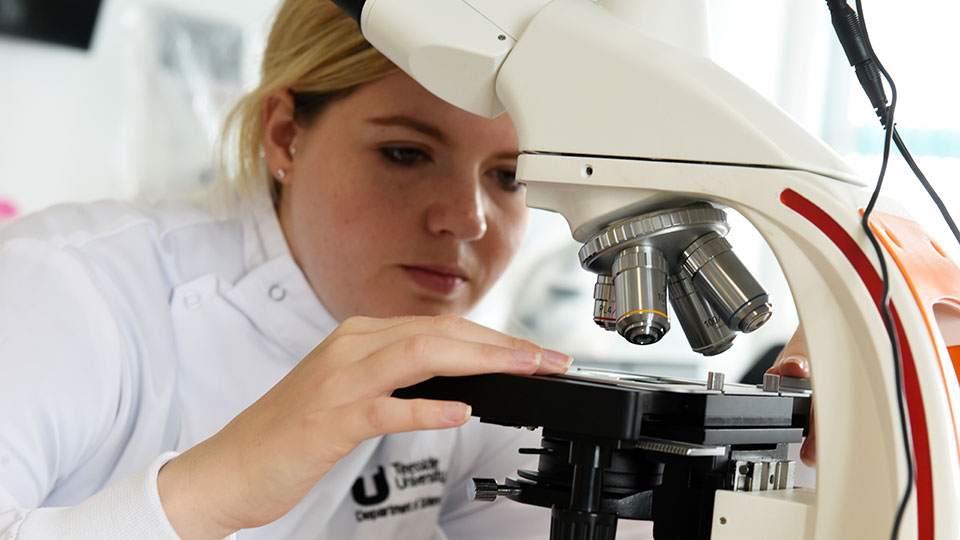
xmin=424 ymin=172 xmax=488 ymax=241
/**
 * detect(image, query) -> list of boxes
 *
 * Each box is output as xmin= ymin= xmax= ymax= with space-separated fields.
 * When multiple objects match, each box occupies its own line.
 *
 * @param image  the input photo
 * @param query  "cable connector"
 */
xmin=825 ymin=0 xmax=889 ymax=123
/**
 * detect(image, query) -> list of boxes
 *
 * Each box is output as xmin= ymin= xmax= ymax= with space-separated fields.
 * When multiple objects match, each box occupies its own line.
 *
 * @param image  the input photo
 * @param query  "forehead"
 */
xmin=324 ymin=71 xmax=518 ymax=147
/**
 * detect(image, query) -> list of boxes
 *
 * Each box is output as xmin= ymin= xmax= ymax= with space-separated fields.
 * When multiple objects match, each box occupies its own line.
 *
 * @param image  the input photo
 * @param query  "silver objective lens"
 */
xmin=612 ymin=246 xmax=670 ymax=345
xmin=668 ymin=273 xmax=736 ymax=356
xmin=592 ymin=274 xmax=617 ymax=331
xmin=681 ymin=232 xmax=772 ymax=333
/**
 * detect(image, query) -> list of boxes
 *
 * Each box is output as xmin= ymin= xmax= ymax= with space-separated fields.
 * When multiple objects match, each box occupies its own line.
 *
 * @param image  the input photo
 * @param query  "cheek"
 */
xmin=312 ymin=192 xmax=409 ymax=272
xmin=297 ymin=155 xmax=400 ymax=232
xmin=322 ymin=186 xmax=389 ymax=229
xmin=481 ymin=199 xmax=529 ymax=274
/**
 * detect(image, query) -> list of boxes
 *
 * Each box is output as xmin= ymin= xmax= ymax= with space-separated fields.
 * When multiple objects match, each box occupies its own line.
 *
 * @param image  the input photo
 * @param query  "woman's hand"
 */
xmin=157 ymin=314 xmax=571 ymax=540
xmin=765 ymin=328 xmax=814 ymax=467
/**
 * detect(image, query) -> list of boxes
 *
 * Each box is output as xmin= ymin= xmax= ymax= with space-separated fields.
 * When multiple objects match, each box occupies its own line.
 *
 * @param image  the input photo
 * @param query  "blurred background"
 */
xmin=0 ymin=0 xmax=957 ymax=383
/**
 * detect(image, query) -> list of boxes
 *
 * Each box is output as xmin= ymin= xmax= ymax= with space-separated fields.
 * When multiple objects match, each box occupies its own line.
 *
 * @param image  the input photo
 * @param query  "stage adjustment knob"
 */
xmin=467 ymin=478 xmax=521 ymax=502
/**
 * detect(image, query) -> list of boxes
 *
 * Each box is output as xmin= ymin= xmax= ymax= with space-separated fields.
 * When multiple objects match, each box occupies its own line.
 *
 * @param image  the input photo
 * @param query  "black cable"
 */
xmin=893 ymin=128 xmax=960 ymax=247
xmin=826 ymin=0 xmax=889 ymax=119
xmin=825 ymin=1 xmax=914 ymax=538
xmin=848 ymin=2 xmax=914 ymax=539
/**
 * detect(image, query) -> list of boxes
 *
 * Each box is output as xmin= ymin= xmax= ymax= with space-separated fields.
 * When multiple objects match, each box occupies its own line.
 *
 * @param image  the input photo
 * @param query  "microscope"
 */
xmin=335 ymin=0 xmax=960 ymax=538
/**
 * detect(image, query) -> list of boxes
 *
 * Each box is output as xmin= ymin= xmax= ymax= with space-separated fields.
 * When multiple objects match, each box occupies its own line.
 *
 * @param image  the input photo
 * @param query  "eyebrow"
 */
xmin=367 ymin=115 xmax=448 ymax=144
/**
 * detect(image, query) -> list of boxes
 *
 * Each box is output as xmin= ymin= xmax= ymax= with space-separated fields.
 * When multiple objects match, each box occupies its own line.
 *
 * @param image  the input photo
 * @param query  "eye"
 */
xmin=494 ymin=169 xmax=524 ymax=192
xmin=380 ymin=147 xmax=428 ymax=165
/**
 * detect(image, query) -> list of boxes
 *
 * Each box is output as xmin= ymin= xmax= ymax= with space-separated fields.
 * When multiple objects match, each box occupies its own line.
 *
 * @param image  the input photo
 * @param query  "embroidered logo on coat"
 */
xmin=351 ymin=465 xmax=390 ymax=506
xmin=352 ymin=456 xmax=447 ymax=522
xmin=391 ymin=456 xmax=446 ymax=489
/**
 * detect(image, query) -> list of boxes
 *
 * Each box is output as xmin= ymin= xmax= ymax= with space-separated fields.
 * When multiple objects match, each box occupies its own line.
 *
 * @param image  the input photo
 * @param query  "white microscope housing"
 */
xmin=344 ymin=0 xmax=960 ymax=538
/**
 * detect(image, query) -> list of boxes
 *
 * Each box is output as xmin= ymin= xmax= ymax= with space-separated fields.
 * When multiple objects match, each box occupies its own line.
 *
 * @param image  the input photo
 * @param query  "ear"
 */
xmin=261 ymin=90 xmax=300 ymax=185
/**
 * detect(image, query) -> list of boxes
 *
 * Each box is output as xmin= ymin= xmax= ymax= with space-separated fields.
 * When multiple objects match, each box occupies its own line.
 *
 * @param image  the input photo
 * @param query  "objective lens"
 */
xmin=592 ymin=275 xmax=617 ymax=331
xmin=668 ymin=273 xmax=736 ymax=356
xmin=612 ymin=246 xmax=669 ymax=345
xmin=681 ymin=232 xmax=772 ymax=333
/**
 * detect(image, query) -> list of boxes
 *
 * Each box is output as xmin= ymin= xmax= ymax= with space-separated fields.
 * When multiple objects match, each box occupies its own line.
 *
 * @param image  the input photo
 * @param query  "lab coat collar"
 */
xmin=224 ymin=183 xmax=339 ymax=361
xmin=242 ymin=183 xmax=289 ymax=268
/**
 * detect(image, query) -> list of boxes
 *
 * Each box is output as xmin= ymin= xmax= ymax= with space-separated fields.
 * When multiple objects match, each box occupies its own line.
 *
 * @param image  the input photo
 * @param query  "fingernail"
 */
xmin=542 ymin=349 xmax=573 ymax=370
xmin=782 ymin=356 xmax=810 ymax=376
xmin=442 ymin=403 xmax=471 ymax=423
xmin=514 ymin=350 xmax=542 ymax=366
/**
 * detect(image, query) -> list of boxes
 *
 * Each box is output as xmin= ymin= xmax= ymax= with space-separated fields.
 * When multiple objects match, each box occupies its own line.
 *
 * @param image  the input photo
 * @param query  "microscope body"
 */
xmin=348 ymin=0 xmax=960 ymax=537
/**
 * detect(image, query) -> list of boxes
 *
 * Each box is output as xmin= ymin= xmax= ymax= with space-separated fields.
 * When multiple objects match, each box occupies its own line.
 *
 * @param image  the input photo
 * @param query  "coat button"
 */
xmin=183 ymin=291 xmax=201 ymax=310
xmin=269 ymin=284 xmax=287 ymax=302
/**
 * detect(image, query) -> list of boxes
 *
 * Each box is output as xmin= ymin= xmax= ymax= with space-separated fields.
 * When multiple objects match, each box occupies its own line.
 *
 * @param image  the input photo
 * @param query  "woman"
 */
xmin=0 ymin=1 xmax=576 ymax=538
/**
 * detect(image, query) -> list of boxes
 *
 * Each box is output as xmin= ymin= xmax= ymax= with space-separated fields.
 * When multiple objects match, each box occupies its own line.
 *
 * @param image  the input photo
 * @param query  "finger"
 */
xmin=767 ymin=328 xmax=814 ymax=466
xmin=327 ymin=315 xmax=421 ymax=342
xmin=777 ymin=327 xmax=808 ymax=364
xmin=533 ymin=348 xmax=573 ymax=375
xmin=330 ymin=314 xmax=571 ymax=374
xmin=767 ymin=328 xmax=809 ymax=377
xmin=769 ymin=356 xmax=810 ymax=378
xmin=303 ymin=315 xmax=422 ymax=368
xmin=338 ymin=397 xmax=472 ymax=444
xmin=374 ymin=314 xmax=544 ymax=355
xmin=352 ymin=334 xmax=550 ymax=395
xmin=800 ymin=407 xmax=816 ymax=467
xmin=307 ymin=315 xmax=456 ymax=372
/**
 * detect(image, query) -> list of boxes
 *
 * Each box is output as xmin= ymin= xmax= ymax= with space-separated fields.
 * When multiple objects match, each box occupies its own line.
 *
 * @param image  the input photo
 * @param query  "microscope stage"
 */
xmin=394 ymin=367 xmax=811 ymax=446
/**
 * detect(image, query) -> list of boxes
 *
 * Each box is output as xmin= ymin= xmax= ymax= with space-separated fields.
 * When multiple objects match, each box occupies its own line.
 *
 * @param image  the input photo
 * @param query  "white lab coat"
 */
xmin=0 ymin=191 xmax=653 ymax=539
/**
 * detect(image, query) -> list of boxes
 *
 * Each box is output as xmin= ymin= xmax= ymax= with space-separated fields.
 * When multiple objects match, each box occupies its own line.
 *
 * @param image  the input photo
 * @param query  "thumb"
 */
xmin=767 ymin=328 xmax=809 ymax=377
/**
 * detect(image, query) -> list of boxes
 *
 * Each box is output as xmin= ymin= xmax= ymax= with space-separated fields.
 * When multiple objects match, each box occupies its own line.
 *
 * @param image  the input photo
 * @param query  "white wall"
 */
xmin=710 ymin=0 xmax=960 ymax=262
xmin=0 ymin=0 xmax=280 ymax=216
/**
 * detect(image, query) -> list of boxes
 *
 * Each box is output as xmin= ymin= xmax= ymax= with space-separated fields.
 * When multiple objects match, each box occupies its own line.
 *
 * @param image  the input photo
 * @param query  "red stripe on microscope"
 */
xmin=780 ymin=188 xmax=933 ymax=539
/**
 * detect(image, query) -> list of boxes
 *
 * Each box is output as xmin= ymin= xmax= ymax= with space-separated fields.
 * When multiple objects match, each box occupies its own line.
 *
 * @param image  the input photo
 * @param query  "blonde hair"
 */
xmin=219 ymin=0 xmax=397 ymax=201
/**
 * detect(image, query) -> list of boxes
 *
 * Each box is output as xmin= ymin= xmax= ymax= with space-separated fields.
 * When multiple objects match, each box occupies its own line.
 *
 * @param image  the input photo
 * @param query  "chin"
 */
xmin=404 ymin=296 xmax=475 ymax=317
xmin=349 ymin=298 xmax=467 ymax=318
xmin=408 ymin=303 xmax=469 ymax=317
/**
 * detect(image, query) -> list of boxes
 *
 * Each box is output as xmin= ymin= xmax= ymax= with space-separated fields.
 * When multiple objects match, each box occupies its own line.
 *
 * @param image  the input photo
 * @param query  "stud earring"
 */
xmin=276 ymin=168 xmax=286 ymax=179
xmin=289 ymin=146 xmax=297 ymax=156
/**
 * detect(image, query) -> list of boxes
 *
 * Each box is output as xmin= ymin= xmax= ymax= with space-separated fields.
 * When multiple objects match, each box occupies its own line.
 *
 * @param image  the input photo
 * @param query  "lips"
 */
xmin=402 ymin=264 xmax=468 ymax=296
